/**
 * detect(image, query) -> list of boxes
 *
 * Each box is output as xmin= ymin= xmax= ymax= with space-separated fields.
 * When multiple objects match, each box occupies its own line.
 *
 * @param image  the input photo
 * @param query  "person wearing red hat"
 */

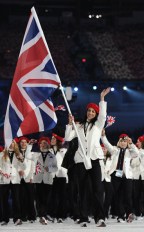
xmin=101 ymin=129 xmax=139 ymax=223
xmin=48 ymin=133 xmax=68 ymax=223
xmin=65 ymin=87 xmax=111 ymax=227
xmin=27 ymin=136 xmax=58 ymax=225
xmin=38 ymin=137 xmax=51 ymax=146
xmin=0 ymin=140 xmax=25 ymax=226
xmin=18 ymin=137 xmax=36 ymax=223
xmin=19 ymin=137 xmax=29 ymax=143
xmin=137 ymin=136 xmax=144 ymax=149
xmin=132 ymin=135 xmax=144 ymax=219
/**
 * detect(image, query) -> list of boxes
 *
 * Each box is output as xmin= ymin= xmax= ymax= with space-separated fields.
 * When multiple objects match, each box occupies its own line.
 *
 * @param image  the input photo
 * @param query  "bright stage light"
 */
xmin=93 ymin=86 xmax=97 ymax=90
xmin=111 ymin=87 xmax=115 ymax=92
xmin=74 ymin=87 xmax=78 ymax=92
xmin=123 ymin=86 xmax=127 ymax=90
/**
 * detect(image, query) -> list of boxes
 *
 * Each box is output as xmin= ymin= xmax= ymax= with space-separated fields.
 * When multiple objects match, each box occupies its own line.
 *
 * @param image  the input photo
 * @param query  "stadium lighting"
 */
xmin=111 ymin=87 xmax=115 ymax=92
xmin=93 ymin=86 xmax=97 ymax=90
xmin=123 ymin=86 xmax=127 ymax=90
xmin=74 ymin=87 xmax=78 ymax=92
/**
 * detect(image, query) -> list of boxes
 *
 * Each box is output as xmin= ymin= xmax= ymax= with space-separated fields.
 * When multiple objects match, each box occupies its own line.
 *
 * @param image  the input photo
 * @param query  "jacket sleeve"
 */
xmin=25 ymin=145 xmax=33 ymax=159
xmin=25 ymin=145 xmax=40 ymax=162
xmin=130 ymin=156 xmax=141 ymax=168
xmin=96 ymin=101 xmax=107 ymax=129
xmin=139 ymin=149 xmax=144 ymax=167
xmin=129 ymin=144 xmax=139 ymax=158
xmin=0 ymin=154 xmax=3 ymax=173
xmin=65 ymin=124 xmax=77 ymax=141
xmin=101 ymin=135 xmax=116 ymax=154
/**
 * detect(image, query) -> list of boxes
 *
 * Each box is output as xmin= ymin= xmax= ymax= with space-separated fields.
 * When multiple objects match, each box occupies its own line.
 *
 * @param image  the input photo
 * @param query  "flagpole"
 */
xmin=59 ymin=84 xmax=86 ymax=159
xmin=31 ymin=6 xmax=86 ymax=159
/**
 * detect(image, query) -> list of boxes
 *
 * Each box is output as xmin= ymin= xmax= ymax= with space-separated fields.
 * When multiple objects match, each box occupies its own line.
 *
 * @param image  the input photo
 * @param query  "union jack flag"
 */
xmin=35 ymin=161 xmax=42 ymax=175
xmin=105 ymin=115 xmax=116 ymax=128
xmin=55 ymin=105 xmax=66 ymax=111
xmin=0 ymin=170 xmax=10 ymax=179
xmin=4 ymin=7 xmax=61 ymax=148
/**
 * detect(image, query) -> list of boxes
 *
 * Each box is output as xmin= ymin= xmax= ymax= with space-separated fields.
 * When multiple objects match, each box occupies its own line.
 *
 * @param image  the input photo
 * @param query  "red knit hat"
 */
xmin=138 ymin=136 xmax=144 ymax=142
xmin=13 ymin=138 xmax=19 ymax=143
xmin=52 ymin=133 xmax=64 ymax=142
xmin=0 ymin=146 xmax=4 ymax=152
xmin=18 ymin=137 xmax=29 ymax=143
xmin=119 ymin=134 xmax=129 ymax=139
xmin=101 ymin=143 xmax=105 ymax=148
xmin=86 ymin=103 xmax=99 ymax=114
xmin=38 ymin=137 xmax=50 ymax=145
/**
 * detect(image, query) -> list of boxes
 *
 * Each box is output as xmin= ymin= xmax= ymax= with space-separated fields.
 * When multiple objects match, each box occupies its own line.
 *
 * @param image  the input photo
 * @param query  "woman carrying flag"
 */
xmin=65 ymin=87 xmax=110 ymax=227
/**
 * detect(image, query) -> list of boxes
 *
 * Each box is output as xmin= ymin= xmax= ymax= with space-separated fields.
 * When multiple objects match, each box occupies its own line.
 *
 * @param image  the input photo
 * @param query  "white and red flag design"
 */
xmin=55 ymin=105 xmax=66 ymax=111
xmin=105 ymin=115 xmax=116 ymax=128
xmin=35 ymin=161 xmax=42 ymax=175
xmin=4 ymin=7 xmax=61 ymax=148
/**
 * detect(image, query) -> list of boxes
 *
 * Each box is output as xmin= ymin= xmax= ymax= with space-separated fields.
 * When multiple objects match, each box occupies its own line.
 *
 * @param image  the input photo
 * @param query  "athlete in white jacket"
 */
xmin=26 ymin=137 xmax=57 ymax=225
xmin=131 ymin=136 xmax=144 ymax=218
xmin=49 ymin=133 xmax=68 ymax=223
xmin=18 ymin=137 xmax=36 ymax=223
xmin=0 ymin=140 xmax=25 ymax=225
xmin=101 ymin=130 xmax=139 ymax=223
xmin=65 ymin=87 xmax=111 ymax=227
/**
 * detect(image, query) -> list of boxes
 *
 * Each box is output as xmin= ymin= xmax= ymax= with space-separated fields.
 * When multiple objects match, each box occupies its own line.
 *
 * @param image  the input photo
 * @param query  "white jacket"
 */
xmin=0 ymin=152 xmax=3 ymax=184
xmin=65 ymin=101 xmax=107 ymax=165
xmin=101 ymin=135 xmax=139 ymax=179
xmin=0 ymin=153 xmax=25 ymax=184
xmin=100 ymin=156 xmax=114 ymax=182
xmin=22 ymin=158 xmax=35 ymax=182
xmin=49 ymin=147 xmax=68 ymax=183
xmin=26 ymin=146 xmax=58 ymax=185
xmin=131 ymin=149 xmax=144 ymax=180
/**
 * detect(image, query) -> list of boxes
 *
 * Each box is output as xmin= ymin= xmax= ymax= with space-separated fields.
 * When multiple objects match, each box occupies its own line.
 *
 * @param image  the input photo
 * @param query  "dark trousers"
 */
xmin=35 ymin=182 xmax=52 ymax=218
xmin=1 ymin=183 xmax=21 ymax=223
xmin=76 ymin=159 xmax=105 ymax=223
xmin=20 ymin=179 xmax=36 ymax=220
xmin=103 ymin=180 xmax=114 ymax=218
xmin=0 ymin=185 xmax=3 ymax=222
xmin=133 ymin=179 xmax=142 ymax=216
xmin=133 ymin=179 xmax=144 ymax=216
xmin=51 ymin=177 xmax=68 ymax=219
xmin=111 ymin=173 xmax=133 ymax=219
xmin=67 ymin=165 xmax=80 ymax=220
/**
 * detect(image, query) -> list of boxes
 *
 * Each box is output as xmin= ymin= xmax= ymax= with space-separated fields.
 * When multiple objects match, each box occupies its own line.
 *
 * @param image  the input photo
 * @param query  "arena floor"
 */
xmin=1 ymin=217 xmax=144 ymax=232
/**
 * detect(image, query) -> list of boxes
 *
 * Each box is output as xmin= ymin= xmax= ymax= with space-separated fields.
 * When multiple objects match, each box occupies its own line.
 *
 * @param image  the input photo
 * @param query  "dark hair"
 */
xmin=80 ymin=112 xmax=98 ymax=130
xmin=141 ymin=141 xmax=144 ymax=149
xmin=105 ymin=151 xmax=112 ymax=160
xmin=50 ymin=140 xmax=63 ymax=151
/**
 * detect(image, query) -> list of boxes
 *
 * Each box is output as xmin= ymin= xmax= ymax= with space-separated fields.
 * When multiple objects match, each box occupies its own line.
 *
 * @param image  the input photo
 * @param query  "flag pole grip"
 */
xmin=59 ymin=84 xmax=86 ymax=159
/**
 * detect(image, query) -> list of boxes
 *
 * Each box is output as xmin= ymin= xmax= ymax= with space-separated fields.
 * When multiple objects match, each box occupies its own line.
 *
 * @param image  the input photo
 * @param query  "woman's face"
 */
xmin=19 ymin=140 xmax=28 ymax=150
xmin=137 ymin=139 xmax=142 ymax=149
xmin=102 ymin=146 xmax=108 ymax=156
xmin=119 ymin=139 xmax=128 ymax=149
xmin=87 ymin=108 xmax=96 ymax=121
xmin=39 ymin=140 xmax=49 ymax=150
xmin=51 ymin=137 xmax=57 ymax=146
